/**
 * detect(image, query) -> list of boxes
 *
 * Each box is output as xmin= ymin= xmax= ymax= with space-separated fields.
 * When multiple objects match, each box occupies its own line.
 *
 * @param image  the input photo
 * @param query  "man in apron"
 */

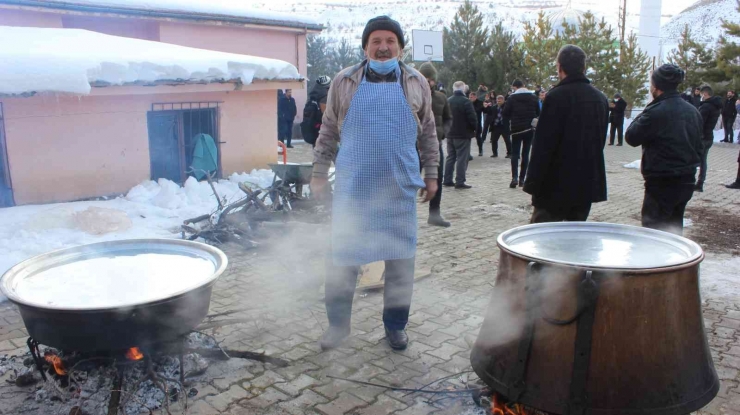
xmin=311 ymin=16 xmax=440 ymax=351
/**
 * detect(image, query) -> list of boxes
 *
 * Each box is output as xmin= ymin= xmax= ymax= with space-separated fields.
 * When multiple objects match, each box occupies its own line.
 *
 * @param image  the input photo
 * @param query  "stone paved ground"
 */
xmin=1 ymin=140 xmax=740 ymax=414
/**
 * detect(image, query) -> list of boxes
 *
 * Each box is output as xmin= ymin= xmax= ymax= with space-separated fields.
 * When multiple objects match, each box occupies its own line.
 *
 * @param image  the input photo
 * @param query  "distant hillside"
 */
xmin=662 ymin=0 xmax=740 ymax=47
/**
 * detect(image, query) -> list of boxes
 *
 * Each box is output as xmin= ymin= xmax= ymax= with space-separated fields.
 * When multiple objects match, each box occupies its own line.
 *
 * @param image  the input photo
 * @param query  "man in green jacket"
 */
xmin=419 ymin=62 xmax=452 ymax=227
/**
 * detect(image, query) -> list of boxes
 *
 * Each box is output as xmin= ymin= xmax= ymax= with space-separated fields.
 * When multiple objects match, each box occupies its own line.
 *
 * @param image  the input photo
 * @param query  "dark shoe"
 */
xmin=286 ymin=145 xmax=295 ymax=148
xmin=491 ymin=154 xmax=498 ymax=158
xmin=616 ymin=143 xmax=623 ymax=146
xmin=442 ymin=182 xmax=455 ymax=187
xmin=455 ymin=184 xmax=472 ymax=189
xmin=694 ymin=183 xmax=704 ymax=192
xmin=509 ymin=179 xmax=518 ymax=189
xmin=428 ymin=213 xmax=451 ymax=227
xmin=478 ymin=152 xmax=483 ymax=157
xmin=518 ymin=179 xmax=524 ymax=188
xmin=385 ymin=328 xmax=408 ymax=350
xmin=319 ymin=326 xmax=350 ymax=351
xmin=721 ymin=139 xmax=729 ymax=143
xmin=726 ymin=181 xmax=740 ymax=189
xmin=505 ymin=154 xmax=511 ymax=159
xmin=608 ymin=143 xmax=614 ymax=146
xmin=468 ymin=155 xmax=474 ymax=161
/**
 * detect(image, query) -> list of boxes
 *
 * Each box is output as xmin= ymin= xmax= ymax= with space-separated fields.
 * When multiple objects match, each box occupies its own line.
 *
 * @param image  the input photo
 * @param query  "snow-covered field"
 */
xmin=0 ymin=170 xmax=276 ymax=302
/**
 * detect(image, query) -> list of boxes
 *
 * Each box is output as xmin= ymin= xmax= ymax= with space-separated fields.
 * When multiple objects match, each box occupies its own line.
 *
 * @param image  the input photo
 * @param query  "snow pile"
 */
xmin=662 ymin=0 xmax=740 ymax=48
xmin=624 ymin=160 xmax=641 ymax=169
xmin=0 ymin=169 xmax=277 ymax=302
xmin=0 ymin=26 xmax=301 ymax=96
xmin=42 ymin=0 xmax=320 ymax=26
xmin=701 ymin=253 xmax=740 ymax=303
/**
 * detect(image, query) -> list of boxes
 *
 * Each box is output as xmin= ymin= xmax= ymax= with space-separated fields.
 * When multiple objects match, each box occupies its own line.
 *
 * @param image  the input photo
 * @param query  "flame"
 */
xmin=125 ymin=347 xmax=144 ymax=361
xmin=491 ymin=393 xmax=530 ymax=415
xmin=43 ymin=353 xmax=67 ymax=376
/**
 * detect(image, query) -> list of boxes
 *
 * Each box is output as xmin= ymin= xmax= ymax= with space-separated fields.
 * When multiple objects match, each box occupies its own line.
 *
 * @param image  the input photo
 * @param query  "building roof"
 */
xmin=0 ymin=25 xmax=303 ymax=97
xmin=0 ymin=0 xmax=323 ymax=31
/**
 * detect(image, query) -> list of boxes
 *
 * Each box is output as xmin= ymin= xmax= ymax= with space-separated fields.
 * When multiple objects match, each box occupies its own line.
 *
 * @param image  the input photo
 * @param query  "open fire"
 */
xmin=488 ymin=392 xmax=549 ymax=415
xmin=43 ymin=351 xmax=67 ymax=376
xmin=125 ymin=347 xmax=144 ymax=361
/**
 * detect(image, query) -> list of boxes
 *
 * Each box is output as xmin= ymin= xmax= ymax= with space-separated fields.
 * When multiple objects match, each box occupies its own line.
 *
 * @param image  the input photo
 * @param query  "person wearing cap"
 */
xmin=419 ymin=62 xmax=453 ymax=227
xmin=626 ymin=64 xmax=703 ymax=235
xmin=608 ymin=93 xmax=628 ymax=146
xmin=311 ymin=16 xmax=440 ymax=351
xmin=524 ymin=45 xmax=609 ymax=223
xmin=301 ymin=76 xmax=332 ymax=147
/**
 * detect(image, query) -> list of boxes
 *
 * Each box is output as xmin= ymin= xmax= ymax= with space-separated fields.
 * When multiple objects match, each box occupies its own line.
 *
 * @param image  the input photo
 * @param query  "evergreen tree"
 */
xmin=614 ymin=33 xmax=651 ymax=110
xmin=666 ymin=25 xmax=713 ymax=90
xmin=330 ymin=38 xmax=358 ymax=74
xmin=520 ymin=11 xmax=559 ymax=87
xmin=560 ymin=12 xmax=619 ymax=97
xmin=306 ymin=35 xmax=332 ymax=82
xmin=440 ymin=0 xmax=488 ymax=88
xmin=712 ymin=0 xmax=740 ymax=89
xmin=481 ymin=20 xmax=524 ymax=93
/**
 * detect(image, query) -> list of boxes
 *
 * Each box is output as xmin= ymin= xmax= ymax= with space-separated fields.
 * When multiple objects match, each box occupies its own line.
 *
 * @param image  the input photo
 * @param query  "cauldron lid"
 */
xmin=498 ymin=222 xmax=703 ymax=270
xmin=0 ymin=239 xmax=227 ymax=311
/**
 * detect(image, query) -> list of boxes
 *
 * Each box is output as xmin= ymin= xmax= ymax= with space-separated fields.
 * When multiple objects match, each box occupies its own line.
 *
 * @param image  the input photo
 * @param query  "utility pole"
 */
xmin=618 ymin=0 xmax=627 ymax=60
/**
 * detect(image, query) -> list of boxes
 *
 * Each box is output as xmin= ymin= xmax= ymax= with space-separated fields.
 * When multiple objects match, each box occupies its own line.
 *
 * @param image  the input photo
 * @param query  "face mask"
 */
xmin=368 ymin=58 xmax=399 ymax=75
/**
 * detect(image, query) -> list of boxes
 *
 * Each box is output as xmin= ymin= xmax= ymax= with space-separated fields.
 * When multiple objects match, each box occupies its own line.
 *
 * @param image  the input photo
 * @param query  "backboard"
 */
xmin=412 ymin=30 xmax=444 ymax=62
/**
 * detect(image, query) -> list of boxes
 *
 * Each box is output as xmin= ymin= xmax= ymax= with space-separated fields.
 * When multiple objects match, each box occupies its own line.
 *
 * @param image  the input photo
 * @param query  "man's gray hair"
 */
xmin=453 ymin=81 xmax=466 ymax=92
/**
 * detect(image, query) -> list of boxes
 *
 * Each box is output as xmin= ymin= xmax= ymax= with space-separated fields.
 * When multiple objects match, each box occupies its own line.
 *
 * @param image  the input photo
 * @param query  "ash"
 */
xmin=0 ymin=332 xmax=217 ymax=415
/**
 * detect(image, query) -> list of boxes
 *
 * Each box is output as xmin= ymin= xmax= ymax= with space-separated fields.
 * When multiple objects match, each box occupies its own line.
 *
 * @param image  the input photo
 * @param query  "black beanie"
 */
xmin=362 ymin=16 xmax=405 ymax=50
xmin=651 ymin=64 xmax=685 ymax=92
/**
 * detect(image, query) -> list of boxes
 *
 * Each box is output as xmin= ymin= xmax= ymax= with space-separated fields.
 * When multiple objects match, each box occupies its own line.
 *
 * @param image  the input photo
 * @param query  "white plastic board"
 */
xmin=412 ymin=30 xmax=444 ymax=62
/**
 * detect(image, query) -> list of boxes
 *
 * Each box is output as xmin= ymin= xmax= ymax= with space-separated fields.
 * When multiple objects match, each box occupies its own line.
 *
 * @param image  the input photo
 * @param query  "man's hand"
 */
xmin=420 ymin=178 xmax=438 ymax=203
xmin=310 ymin=177 xmax=329 ymax=200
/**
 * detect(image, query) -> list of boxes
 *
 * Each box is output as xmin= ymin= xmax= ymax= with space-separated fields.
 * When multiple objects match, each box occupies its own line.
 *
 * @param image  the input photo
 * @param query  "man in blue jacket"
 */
xmin=626 ymin=64 xmax=703 ymax=235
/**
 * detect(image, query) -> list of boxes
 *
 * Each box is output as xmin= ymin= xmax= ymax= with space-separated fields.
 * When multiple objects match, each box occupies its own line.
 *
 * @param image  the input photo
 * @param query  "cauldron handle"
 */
xmin=508 ymin=261 xmax=541 ymax=401
xmin=541 ymin=270 xmax=598 ymax=326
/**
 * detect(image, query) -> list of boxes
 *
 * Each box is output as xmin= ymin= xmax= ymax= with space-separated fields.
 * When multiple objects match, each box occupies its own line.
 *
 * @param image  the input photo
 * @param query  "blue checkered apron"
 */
xmin=332 ymin=68 xmax=425 ymax=266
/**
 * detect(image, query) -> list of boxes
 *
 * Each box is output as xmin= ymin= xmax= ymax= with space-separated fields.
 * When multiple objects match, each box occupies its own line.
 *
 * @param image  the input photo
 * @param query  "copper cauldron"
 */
xmin=471 ymin=222 xmax=718 ymax=415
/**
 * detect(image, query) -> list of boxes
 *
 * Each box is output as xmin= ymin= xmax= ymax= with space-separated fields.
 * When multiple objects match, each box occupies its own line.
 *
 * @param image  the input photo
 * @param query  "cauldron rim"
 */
xmin=0 ymin=238 xmax=228 ymax=312
xmin=497 ymin=222 xmax=703 ymax=272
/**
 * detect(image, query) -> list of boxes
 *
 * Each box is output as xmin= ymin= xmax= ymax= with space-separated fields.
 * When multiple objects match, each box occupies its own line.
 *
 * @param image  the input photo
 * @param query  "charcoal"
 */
xmin=15 ymin=367 xmax=38 ymax=387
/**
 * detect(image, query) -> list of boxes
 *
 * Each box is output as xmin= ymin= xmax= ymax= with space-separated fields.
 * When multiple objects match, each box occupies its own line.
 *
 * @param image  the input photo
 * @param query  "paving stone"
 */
xmin=205 ymin=385 xmax=251 ymax=412
xmin=413 ymin=331 xmax=456 ymax=348
xmin=315 ymin=392 xmax=368 ymax=415
xmin=187 ymin=400 xmax=221 ymax=415
xmin=425 ymin=342 xmax=467 ymax=361
xmin=721 ymin=354 xmax=740 ymax=370
xmin=718 ymin=319 xmax=740 ymax=330
xmin=275 ymin=361 xmax=321 ymax=381
xmin=276 ymin=390 xmax=329 ymax=415
xmin=273 ymin=374 xmax=321 ymax=397
xmin=350 ymin=394 xmax=408 ymax=415
xmin=280 ymin=346 xmax=318 ymax=362
xmin=244 ymin=387 xmax=291 ymax=409
xmin=369 ymin=353 xmax=414 ymax=373
xmin=716 ymin=327 xmax=737 ymax=339
xmin=374 ymin=365 xmax=423 ymax=387
xmin=716 ymin=365 xmax=740 ymax=381
xmin=401 ymin=353 xmax=447 ymax=374
xmin=250 ymin=370 xmax=287 ymax=390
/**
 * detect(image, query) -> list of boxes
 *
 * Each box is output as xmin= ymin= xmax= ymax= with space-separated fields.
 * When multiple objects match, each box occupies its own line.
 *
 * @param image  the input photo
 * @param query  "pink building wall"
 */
xmin=1 ymin=88 xmax=278 ymax=205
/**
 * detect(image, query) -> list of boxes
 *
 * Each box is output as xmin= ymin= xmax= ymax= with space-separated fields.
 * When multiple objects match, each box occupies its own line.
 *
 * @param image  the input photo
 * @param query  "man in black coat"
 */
xmin=472 ymin=91 xmax=485 ymax=156
xmin=484 ymin=95 xmax=511 ymax=158
xmin=691 ymin=87 xmax=702 ymax=108
xmin=278 ymin=89 xmax=297 ymax=147
xmin=502 ymin=79 xmax=540 ymax=189
xmin=608 ymin=93 xmax=628 ymax=146
xmin=523 ymin=45 xmax=609 ymax=222
xmin=443 ymin=81 xmax=478 ymax=189
xmin=696 ymin=85 xmax=723 ymax=191
xmin=721 ymin=90 xmax=737 ymax=143
xmin=625 ymin=64 xmax=703 ymax=235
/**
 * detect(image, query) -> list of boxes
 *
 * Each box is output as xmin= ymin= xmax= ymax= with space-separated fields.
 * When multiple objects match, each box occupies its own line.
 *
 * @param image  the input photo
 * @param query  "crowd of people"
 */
xmin=299 ymin=15 xmax=740 ymax=354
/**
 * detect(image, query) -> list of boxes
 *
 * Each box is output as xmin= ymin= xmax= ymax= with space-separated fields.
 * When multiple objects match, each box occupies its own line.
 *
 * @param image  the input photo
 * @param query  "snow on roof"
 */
xmin=0 ymin=26 xmax=302 ymax=96
xmin=6 ymin=0 xmax=322 ymax=29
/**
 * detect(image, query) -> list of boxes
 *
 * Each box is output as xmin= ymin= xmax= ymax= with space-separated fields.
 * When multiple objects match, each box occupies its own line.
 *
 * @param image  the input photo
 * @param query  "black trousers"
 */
xmin=698 ymin=140 xmax=713 ymax=185
xmin=724 ymin=116 xmax=736 ymax=142
xmin=510 ymin=130 xmax=534 ymax=180
xmin=530 ymin=204 xmax=592 ymax=223
xmin=429 ymin=142 xmax=444 ymax=214
xmin=475 ymin=114 xmax=483 ymax=149
xmin=490 ymin=126 xmax=511 ymax=156
xmin=325 ymin=257 xmax=415 ymax=330
xmin=641 ymin=184 xmax=695 ymax=236
xmin=609 ymin=119 xmax=624 ymax=145
xmin=279 ymin=121 xmax=293 ymax=146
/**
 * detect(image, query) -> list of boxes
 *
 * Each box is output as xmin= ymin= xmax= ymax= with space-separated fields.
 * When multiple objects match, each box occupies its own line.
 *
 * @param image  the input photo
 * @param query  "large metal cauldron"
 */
xmin=471 ymin=223 xmax=718 ymax=415
xmin=1 ymin=239 xmax=227 ymax=352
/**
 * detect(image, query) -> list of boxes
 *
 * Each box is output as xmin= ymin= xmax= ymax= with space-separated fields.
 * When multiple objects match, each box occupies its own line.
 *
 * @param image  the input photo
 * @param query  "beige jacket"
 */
xmin=312 ymin=60 xmax=440 ymax=179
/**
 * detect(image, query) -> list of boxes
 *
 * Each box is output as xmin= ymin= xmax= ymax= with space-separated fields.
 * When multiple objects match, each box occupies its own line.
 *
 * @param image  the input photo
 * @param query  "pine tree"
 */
xmin=440 ymin=0 xmax=489 ymax=88
xmin=306 ymin=35 xmax=332 ymax=82
xmin=520 ymin=11 xmax=559 ymax=87
xmin=481 ymin=20 xmax=523 ymax=93
xmin=614 ymin=33 xmax=651 ymax=110
xmin=712 ymin=0 xmax=740 ymax=89
xmin=666 ymin=25 xmax=713 ymax=90
xmin=560 ymin=12 xmax=619 ymax=96
xmin=330 ymin=38 xmax=357 ymax=74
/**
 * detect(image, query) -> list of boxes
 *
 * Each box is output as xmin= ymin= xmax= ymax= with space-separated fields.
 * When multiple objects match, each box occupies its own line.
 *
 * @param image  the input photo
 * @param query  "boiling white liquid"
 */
xmin=15 ymin=254 xmax=215 ymax=308
xmin=507 ymin=232 xmax=690 ymax=268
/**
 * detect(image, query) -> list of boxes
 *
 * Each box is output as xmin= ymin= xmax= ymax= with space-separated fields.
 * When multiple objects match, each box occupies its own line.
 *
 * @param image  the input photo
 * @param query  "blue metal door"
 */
xmin=0 ymin=104 xmax=13 ymax=207
xmin=147 ymin=111 xmax=184 ymax=183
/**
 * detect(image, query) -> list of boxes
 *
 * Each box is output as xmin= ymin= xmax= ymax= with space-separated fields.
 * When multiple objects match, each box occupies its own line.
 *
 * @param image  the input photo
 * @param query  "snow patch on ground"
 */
xmin=0 ymin=26 xmax=301 ymax=96
xmin=701 ymin=253 xmax=740 ymax=304
xmin=624 ymin=160 xmax=641 ymax=169
xmin=0 ymin=169 xmax=277 ymax=302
